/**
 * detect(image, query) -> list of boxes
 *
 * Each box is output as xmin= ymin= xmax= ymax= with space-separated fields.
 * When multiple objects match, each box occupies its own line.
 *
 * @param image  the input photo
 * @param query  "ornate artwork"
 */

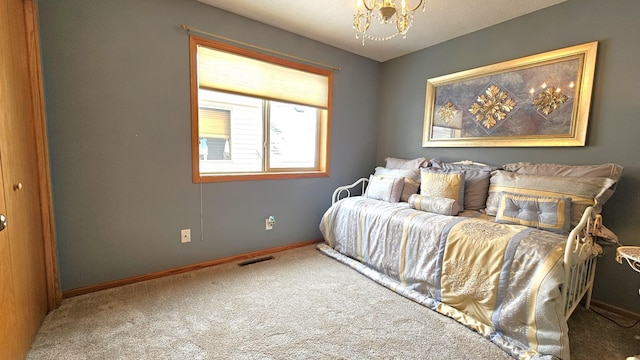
xmin=438 ymin=102 xmax=458 ymax=124
xmin=468 ymin=85 xmax=517 ymax=129
xmin=422 ymin=42 xmax=598 ymax=147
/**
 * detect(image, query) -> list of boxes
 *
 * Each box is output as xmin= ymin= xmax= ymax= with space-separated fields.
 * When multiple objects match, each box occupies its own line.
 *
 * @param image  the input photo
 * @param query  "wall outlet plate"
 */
xmin=181 ymin=229 xmax=191 ymax=243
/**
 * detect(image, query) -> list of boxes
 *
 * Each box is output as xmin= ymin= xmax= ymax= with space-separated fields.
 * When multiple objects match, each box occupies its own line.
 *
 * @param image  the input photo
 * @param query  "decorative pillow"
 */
xmin=429 ymin=159 xmax=496 ymax=211
xmin=408 ymin=194 xmax=459 ymax=216
xmin=420 ymin=168 xmax=465 ymax=212
xmin=486 ymin=170 xmax=616 ymax=226
xmin=385 ymin=157 xmax=428 ymax=170
xmin=401 ymin=178 xmax=421 ymax=202
xmin=374 ymin=167 xmax=420 ymax=202
xmin=364 ymin=175 xmax=405 ymax=202
xmin=374 ymin=167 xmax=420 ymax=181
xmin=494 ymin=192 xmax=571 ymax=234
xmin=502 ymin=162 xmax=623 ymax=181
xmin=501 ymin=162 xmax=623 ymax=212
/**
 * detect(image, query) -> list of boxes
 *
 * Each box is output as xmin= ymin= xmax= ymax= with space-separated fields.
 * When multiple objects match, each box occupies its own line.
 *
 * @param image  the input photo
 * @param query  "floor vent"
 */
xmin=237 ymin=255 xmax=275 ymax=267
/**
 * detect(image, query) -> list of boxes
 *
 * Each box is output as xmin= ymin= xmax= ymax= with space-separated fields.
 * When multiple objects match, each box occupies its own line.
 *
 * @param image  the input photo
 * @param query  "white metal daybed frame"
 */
xmin=331 ymin=177 xmax=600 ymax=320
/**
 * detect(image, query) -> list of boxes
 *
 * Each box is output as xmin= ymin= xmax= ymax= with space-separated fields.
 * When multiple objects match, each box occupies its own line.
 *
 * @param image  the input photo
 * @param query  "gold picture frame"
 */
xmin=422 ymin=41 xmax=598 ymax=147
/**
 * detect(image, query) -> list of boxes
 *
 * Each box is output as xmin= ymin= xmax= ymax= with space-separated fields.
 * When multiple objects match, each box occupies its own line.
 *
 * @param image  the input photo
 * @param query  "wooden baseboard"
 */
xmin=62 ymin=239 xmax=323 ymax=299
xmin=590 ymin=299 xmax=640 ymax=320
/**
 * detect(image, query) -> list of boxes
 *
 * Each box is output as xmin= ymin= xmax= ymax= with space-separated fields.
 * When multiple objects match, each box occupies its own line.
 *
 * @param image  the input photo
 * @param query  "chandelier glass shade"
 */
xmin=353 ymin=0 xmax=425 ymax=45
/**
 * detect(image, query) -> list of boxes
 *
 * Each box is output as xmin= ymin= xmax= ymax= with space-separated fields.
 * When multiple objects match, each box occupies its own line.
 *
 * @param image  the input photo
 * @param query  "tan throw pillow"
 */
xmin=420 ymin=168 xmax=465 ymax=212
xmin=401 ymin=178 xmax=421 ymax=202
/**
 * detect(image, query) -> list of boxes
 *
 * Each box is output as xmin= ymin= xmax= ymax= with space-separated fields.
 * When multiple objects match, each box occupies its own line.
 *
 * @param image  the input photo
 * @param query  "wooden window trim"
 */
xmin=189 ymin=35 xmax=332 ymax=183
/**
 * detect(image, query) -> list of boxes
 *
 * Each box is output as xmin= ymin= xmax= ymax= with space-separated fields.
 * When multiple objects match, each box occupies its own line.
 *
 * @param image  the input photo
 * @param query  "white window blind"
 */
xmin=196 ymin=45 xmax=329 ymax=109
xmin=198 ymin=108 xmax=230 ymax=139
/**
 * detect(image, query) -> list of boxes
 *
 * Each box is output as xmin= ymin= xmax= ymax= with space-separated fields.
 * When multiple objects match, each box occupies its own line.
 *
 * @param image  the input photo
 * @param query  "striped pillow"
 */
xmin=494 ymin=192 xmax=571 ymax=234
xmin=486 ymin=171 xmax=616 ymax=226
xmin=364 ymin=175 xmax=405 ymax=203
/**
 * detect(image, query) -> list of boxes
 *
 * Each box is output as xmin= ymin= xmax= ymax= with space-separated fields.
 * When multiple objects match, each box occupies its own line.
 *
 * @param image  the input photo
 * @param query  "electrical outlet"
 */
xmin=181 ymin=229 xmax=191 ymax=243
xmin=265 ymin=215 xmax=275 ymax=230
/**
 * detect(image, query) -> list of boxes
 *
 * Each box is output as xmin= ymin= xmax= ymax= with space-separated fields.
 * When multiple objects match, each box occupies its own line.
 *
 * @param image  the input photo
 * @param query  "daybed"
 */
xmin=318 ymin=157 xmax=622 ymax=360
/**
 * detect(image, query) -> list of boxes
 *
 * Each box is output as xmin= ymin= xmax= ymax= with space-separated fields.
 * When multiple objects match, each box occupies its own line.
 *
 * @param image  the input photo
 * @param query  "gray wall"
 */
xmin=39 ymin=0 xmax=640 ymax=313
xmin=378 ymin=0 xmax=640 ymax=312
xmin=38 ymin=0 xmax=379 ymax=291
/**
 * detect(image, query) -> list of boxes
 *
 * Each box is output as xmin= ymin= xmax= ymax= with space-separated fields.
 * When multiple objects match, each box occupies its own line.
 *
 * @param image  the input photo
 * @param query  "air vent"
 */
xmin=237 ymin=255 xmax=274 ymax=267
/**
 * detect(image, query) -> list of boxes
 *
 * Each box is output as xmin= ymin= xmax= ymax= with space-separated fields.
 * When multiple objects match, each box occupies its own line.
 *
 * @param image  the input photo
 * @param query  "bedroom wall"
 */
xmin=37 ymin=0 xmax=380 ymax=291
xmin=378 ymin=0 xmax=640 ymax=312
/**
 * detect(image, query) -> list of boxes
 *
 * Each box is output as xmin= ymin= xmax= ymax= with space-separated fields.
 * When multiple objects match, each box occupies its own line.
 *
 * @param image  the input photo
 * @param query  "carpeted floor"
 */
xmin=568 ymin=305 xmax=639 ymax=359
xmin=27 ymin=244 xmax=639 ymax=359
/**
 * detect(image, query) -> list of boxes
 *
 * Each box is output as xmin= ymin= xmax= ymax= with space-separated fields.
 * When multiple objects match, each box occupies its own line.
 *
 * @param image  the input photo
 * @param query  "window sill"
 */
xmin=193 ymin=170 xmax=329 ymax=183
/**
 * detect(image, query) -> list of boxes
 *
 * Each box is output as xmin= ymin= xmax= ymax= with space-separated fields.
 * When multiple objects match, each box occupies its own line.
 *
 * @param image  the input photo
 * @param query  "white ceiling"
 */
xmin=197 ymin=0 xmax=566 ymax=62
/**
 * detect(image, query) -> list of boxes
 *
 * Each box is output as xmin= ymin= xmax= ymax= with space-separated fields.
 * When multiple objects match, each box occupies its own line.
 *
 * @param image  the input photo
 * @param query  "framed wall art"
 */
xmin=422 ymin=41 xmax=598 ymax=147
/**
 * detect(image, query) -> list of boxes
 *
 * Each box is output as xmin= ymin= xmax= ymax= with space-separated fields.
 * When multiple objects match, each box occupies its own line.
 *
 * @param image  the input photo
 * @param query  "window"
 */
xmin=189 ymin=36 xmax=332 ymax=182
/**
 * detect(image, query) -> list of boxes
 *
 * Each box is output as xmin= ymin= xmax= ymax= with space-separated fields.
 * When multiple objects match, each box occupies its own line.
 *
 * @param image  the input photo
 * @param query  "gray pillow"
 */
xmin=384 ymin=157 xmax=428 ymax=170
xmin=501 ymin=162 xmax=623 ymax=211
xmin=429 ymin=159 xmax=496 ymax=211
xmin=374 ymin=166 xmax=420 ymax=181
xmin=501 ymin=162 xmax=623 ymax=181
xmin=373 ymin=167 xmax=421 ymax=202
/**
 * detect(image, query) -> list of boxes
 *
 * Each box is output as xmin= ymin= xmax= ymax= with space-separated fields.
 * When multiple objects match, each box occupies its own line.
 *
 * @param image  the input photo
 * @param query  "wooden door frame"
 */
xmin=23 ymin=0 xmax=61 ymax=310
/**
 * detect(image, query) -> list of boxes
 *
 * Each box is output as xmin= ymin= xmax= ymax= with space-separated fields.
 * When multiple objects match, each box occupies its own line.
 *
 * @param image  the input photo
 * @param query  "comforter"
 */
xmin=319 ymin=196 xmax=570 ymax=359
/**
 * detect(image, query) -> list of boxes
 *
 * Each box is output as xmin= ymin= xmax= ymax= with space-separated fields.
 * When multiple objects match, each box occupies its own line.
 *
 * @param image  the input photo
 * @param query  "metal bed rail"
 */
xmin=562 ymin=206 xmax=599 ymax=319
xmin=331 ymin=177 xmax=369 ymax=205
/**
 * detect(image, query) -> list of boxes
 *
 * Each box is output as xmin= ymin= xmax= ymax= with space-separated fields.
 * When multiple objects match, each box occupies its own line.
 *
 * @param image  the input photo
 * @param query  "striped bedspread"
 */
xmin=319 ymin=196 xmax=570 ymax=359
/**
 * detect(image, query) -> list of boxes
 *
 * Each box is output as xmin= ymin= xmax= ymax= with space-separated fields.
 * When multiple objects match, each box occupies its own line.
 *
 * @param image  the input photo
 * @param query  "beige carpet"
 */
xmin=28 ymin=245 xmax=639 ymax=359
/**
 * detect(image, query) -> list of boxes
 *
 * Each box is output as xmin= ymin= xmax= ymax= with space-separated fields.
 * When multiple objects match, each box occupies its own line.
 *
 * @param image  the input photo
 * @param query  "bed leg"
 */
xmin=584 ymin=286 xmax=593 ymax=310
xmin=584 ymin=260 xmax=597 ymax=310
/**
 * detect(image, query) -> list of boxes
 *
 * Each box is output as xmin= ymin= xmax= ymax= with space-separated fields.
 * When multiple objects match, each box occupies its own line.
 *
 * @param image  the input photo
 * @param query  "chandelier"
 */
xmin=353 ymin=0 xmax=426 ymax=45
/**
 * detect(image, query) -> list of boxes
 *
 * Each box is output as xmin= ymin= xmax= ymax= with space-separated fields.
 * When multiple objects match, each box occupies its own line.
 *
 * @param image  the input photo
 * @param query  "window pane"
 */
xmin=199 ymin=137 xmax=229 ymax=160
xmin=199 ymin=108 xmax=230 ymax=140
xmin=269 ymin=101 xmax=318 ymax=169
xmin=199 ymin=90 xmax=263 ymax=173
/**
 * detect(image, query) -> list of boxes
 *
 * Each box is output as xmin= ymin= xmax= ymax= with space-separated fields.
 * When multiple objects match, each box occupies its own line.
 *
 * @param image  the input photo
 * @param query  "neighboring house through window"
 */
xmin=189 ymin=35 xmax=332 ymax=182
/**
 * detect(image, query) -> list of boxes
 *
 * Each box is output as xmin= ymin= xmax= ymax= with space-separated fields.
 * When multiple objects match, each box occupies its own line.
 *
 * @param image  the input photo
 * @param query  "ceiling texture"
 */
xmin=197 ymin=0 xmax=566 ymax=62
